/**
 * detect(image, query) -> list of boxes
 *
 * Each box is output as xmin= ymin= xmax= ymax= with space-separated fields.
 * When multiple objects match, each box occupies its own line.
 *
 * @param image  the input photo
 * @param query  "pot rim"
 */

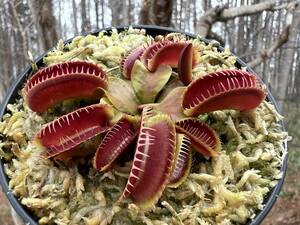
xmin=0 ymin=25 xmax=288 ymax=225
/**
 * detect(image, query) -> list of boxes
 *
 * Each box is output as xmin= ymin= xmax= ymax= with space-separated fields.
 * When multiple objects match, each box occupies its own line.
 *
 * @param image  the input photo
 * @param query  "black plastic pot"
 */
xmin=0 ymin=25 xmax=287 ymax=225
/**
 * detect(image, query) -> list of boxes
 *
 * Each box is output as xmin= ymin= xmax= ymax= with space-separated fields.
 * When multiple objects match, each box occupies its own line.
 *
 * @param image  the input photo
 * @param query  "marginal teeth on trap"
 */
xmin=121 ymin=47 xmax=144 ymax=79
xmin=168 ymin=134 xmax=192 ymax=188
xmin=176 ymin=118 xmax=220 ymax=157
xmin=141 ymin=40 xmax=199 ymax=72
xmin=93 ymin=116 xmax=138 ymax=171
xmin=120 ymin=109 xmax=176 ymax=210
xmin=24 ymin=61 xmax=108 ymax=113
xmin=178 ymin=43 xmax=193 ymax=86
xmin=34 ymin=104 xmax=114 ymax=158
xmin=182 ymin=69 xmax=266 ymax=116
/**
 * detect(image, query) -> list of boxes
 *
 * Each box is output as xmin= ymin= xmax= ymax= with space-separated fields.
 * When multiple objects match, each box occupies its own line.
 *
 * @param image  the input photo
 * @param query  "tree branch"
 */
xmin=219 ymin=1 xmax=276 ymax=21
xmin=247 ymin=26 xmax=290 ymax=68
xmin=248 ymin=1 xmax=299 ymax=68
xmin=197 ymin=4 xmax=228 ymax=37
xmin=197 ymin=0 xmax=300 ymax=37
xmin=207 ymin=31 xmax=225 ymax=46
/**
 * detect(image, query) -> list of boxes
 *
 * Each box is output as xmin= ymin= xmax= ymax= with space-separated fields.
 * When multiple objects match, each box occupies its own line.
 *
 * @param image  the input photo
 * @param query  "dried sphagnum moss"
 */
xmin=0 ymin=28 xmax=288 ymax=225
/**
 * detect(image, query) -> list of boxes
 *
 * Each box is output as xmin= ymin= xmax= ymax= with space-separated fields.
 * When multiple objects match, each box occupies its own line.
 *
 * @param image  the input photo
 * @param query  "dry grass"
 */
xmin=262 ymin=170 xmax=300 ymax=225
xmin=0 ymin=190 xmax=14 ymax=225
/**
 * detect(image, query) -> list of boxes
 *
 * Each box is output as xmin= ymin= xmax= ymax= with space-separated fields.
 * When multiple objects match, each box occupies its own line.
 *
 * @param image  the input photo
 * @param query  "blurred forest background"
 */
xmin=0 ymin=0 xmax=299 ymax=224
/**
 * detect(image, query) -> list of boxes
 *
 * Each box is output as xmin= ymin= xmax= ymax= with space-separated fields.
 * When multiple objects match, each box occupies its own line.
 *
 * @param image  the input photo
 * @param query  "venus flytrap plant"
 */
xmin=23 ymin=36 xmax=267 ymax=211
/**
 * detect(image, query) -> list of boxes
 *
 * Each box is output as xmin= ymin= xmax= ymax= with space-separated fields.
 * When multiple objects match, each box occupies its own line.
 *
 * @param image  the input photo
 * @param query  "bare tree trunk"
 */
xmin=58 ymin=0 xmax=62 ymax=37
xmin=122 ymin=0 xmax=129 ymax=25
xmin=184 ymin=0 xmax=190 ymax=30
xmin=139 ymin=0 xmax=151 ymax=24
xmin=277 ymin=3 xmax=300 ymax=112
xmin=173 ymin=0 xmax=178 ymax=27
xmin=0 ymin=9 xmax=9 ymax=100
xmin=110 ymin=0 xmax=124 ymax=26
xmin=252 ymin=12 xmax=264 ymax=77
xmin=179 ymin=0 xmax=183 ymax=29
xmin=4 ymin=5 xmax=14 ymax=80
xmin=202 ymin=0 xmax=210 ymax=11
xmin=81 ymin=0 xmax=91 ymax=33
xmin=0 ymin=2 xmax=24 ymax=100
xmin=73 ymin=0 xmax=79 ymax=34
xmin=101 ymin=0 xmax=105 ymax=27
xmin=8 ymin=1 xmax=28 ymax=67
xmin=139 ymin=0 xmax=174 ymax=26
xmin=288 ymin=37 xmax=300 ymax=101
xmin=292 ymin=50 xmax=300 ymax=101
xmin=29 ymin=0 xmax=58 ymax=51
xmin=236 ymin=0 xmax=245 ymax=55
xmin=94 ymin=0 xmax=99 ymax=29
xmin=128 ymin=0 xmax=132 ymax=24
xmin=151 ymin=0 xmax=173 ymax=26
xmin=193 ymin=0 xmax=197 ymax=31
